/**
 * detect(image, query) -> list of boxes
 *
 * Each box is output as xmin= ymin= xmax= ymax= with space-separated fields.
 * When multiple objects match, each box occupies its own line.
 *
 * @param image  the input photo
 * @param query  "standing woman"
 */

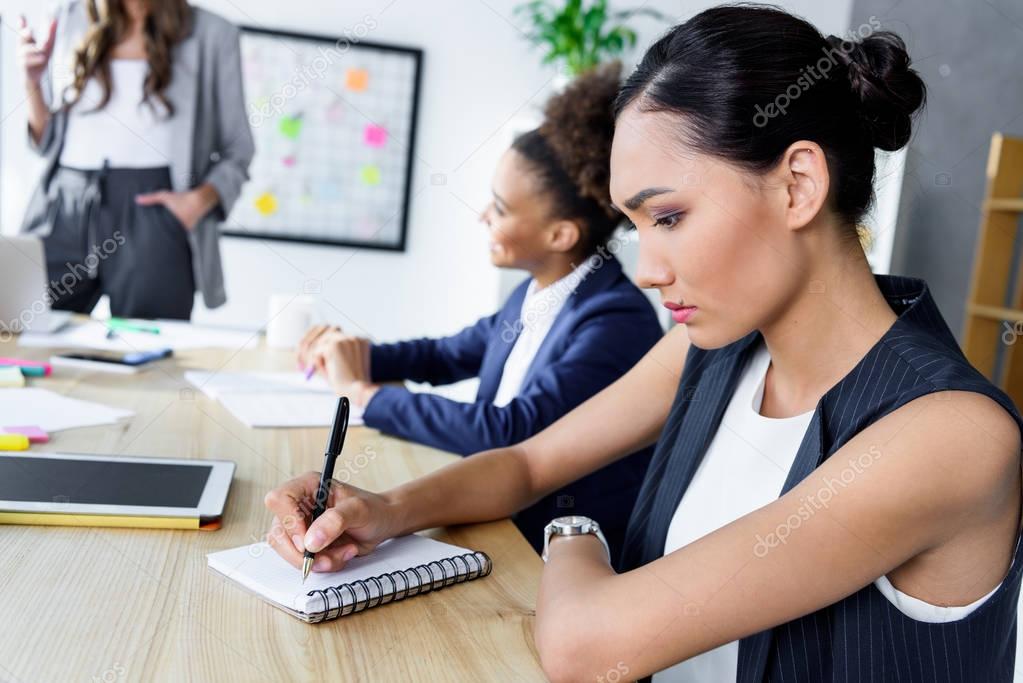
xmin=264 ymin=5 xmax=1023 ymax=681
xmin=18 ymin=0 xmax=254 ymax=319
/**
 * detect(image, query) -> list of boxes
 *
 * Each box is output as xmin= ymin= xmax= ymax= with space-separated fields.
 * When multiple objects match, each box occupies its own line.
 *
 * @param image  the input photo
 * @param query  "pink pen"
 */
xmin=304 ymin=365 xmax=316 ymax=381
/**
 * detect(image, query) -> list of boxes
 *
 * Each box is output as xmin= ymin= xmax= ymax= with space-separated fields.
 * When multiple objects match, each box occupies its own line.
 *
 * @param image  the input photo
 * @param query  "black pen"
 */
xmin=303 ymin=396 xmax=350 ymax=582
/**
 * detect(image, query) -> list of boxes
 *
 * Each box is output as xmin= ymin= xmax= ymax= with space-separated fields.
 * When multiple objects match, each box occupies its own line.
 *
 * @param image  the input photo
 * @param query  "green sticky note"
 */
xmin=279 ymin=115 xmax=303 ymax=139
xmin=360 ymin=165 xmax=381 ymax=186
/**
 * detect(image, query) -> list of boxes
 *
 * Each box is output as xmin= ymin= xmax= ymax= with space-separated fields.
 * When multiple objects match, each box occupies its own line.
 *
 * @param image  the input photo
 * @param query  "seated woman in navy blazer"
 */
xmin=270 ymin=6 xmax=1023 ymax=681
xmin=298 ymin=64 xmax=663 ymax=559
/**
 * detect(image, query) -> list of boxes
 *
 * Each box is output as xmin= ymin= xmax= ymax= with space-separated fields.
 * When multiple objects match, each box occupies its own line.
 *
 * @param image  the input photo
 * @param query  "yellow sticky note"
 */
xmin=360 ymin=165 xmax=381 ymax=186
xmin=346 ymin=68 xmax=369 ymax=92
xmin=0 ymin=366 xmax=25 ymax=388
xmin=254 ymin=192 xmax=278 ymax=216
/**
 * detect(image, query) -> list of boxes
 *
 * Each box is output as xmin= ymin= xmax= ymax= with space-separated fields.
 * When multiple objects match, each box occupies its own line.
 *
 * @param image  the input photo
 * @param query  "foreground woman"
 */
xmin=267 ymin=6 xmax=1023 ymax=681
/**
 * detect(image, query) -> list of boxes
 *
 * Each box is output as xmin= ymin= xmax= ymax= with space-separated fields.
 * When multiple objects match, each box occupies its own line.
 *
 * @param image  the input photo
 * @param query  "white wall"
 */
xmin=1 ymin=0 xmax=853 ymax=343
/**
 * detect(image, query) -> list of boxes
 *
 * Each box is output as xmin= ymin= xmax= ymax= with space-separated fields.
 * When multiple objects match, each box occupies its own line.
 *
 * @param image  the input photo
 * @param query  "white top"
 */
xmin=493 ymin=261 xmax=593 ymax=407
xmin=653 ymin=341 xmax=1000 ymax=682
xmin=60 ymin=59 xmax=174 ymax=169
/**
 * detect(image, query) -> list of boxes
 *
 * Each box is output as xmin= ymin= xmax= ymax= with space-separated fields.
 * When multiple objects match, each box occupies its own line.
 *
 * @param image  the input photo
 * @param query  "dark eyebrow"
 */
xmin=622 ymin=187 xmax=675 ymax=211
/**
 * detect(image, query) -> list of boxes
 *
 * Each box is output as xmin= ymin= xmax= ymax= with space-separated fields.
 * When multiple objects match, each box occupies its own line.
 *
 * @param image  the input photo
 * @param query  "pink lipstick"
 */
xmin=663 ymin=301 xmax=698 ymax=324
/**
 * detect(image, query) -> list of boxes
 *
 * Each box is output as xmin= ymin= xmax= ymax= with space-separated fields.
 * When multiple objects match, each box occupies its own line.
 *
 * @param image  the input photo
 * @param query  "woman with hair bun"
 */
xmin=298 ymin=62 xmax=663 ymax=561
xmin=268 ymin=6 xmax=1023 ymax=681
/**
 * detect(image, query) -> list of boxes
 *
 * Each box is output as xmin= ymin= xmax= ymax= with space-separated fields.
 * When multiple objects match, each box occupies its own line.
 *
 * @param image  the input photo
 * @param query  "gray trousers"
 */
xmin=23 ymin=164 xmax=195 ymax=320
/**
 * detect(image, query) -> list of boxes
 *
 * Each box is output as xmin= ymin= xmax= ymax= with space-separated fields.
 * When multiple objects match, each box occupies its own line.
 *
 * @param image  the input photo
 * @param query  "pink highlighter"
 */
xmin=2 ymin=426 xmax=49 ymax=443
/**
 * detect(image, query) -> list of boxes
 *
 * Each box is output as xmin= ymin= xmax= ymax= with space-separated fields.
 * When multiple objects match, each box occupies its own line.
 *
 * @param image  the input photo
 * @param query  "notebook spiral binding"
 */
xmin=305 ymin=550 xmax=492 ymax=623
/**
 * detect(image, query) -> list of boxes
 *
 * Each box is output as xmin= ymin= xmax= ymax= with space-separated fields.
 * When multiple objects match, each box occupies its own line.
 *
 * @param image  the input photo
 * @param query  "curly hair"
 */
xmin=512 ymin=61 xmax=624 ymax=255
xmin=68 ymin=0 xmax=192 ymax=116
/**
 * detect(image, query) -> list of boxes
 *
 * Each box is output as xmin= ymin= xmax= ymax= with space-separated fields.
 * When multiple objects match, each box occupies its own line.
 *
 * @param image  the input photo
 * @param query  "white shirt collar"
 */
xmin=519 ymin=259 xmax=595 ymax=323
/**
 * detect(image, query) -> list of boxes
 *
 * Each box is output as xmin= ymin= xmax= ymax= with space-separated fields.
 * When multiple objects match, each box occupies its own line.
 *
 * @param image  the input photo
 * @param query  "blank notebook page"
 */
xmin=208 ymin=535 xmax=473 ymax=613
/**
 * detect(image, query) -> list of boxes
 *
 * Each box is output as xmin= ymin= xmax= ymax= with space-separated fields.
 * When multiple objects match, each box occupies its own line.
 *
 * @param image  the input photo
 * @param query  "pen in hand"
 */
xmin=303 ymin=396 xmax=350 ymax=582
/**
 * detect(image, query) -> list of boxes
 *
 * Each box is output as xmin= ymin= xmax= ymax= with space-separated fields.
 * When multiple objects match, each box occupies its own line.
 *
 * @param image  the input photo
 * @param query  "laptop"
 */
xmin=0 ymin=235 xmax=73 ymax=335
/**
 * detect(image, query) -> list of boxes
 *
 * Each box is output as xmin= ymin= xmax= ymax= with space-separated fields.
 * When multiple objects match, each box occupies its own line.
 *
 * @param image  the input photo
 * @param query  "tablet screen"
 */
xmin=0 ymin=456 xmax=213 ymax=507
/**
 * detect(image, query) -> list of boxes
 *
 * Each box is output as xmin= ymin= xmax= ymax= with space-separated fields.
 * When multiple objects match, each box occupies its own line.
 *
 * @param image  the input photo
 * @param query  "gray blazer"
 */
xmin=22 ymin=1 xmax=255 ymax=309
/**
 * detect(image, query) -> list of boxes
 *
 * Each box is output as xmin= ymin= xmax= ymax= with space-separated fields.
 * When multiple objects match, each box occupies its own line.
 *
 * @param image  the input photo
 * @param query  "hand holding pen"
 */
xmin=303 ymin=396 xmax=350 ymax=582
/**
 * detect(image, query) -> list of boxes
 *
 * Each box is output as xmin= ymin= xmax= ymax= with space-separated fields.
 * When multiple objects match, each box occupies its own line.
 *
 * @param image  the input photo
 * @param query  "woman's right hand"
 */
xmin=18 ymin=15 xmax=57 ymax=87
xmin=263 ymin=471 xmax=403 ymax=573
xmin=297 ymin=324 xmax=340 ymax=370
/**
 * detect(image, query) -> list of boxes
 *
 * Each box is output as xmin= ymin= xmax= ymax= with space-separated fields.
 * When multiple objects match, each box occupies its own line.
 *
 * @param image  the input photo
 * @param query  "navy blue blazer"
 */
xmin=363 ymin=256 xmax=663 ymax=558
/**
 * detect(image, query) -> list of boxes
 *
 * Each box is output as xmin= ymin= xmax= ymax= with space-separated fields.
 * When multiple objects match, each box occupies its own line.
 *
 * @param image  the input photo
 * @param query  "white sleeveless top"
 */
xmin=653 ymin=341 xmax=1001 ymax=683
xmin=60 ymin=59 xmax=174 ymax=169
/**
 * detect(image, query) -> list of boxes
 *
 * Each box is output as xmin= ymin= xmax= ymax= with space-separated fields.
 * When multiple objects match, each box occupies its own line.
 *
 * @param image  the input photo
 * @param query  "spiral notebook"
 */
xmin=207 ymin=534 xmax=492 ymax=623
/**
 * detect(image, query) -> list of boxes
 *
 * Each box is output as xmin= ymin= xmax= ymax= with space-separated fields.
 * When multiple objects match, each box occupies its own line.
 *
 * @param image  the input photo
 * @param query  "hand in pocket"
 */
xmin=135 ymin=189 xmax=205 ymax=231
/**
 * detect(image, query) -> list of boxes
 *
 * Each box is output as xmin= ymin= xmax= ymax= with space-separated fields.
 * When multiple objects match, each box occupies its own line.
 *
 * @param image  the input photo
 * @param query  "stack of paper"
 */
xmin=18 ymin=319 xmax=259 ymax=353
xmin=184 ymin=370 xmax=363 ymax=428
xmin=0 ymin=388 xmax=133 ymax=431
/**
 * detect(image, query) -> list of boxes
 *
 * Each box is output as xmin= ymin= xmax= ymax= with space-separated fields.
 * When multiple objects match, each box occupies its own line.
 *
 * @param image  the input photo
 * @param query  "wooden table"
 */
xmin=0 ymin=336 xmax=544 ymax=682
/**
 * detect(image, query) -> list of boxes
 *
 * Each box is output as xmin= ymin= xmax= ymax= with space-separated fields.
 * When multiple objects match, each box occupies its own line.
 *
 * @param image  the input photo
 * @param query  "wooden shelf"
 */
xmin=963 ymin=132 xmax=1023 ymax=409
xmin=967 ymin=303 xmax=1023 ymax=324
xmin=984 ymin=198 xmax=1023 ymax=212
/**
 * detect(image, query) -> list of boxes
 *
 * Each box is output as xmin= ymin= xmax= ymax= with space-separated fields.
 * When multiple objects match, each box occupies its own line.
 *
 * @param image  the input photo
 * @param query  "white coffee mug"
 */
xmin=266 ymin=294 xmax=314 ymax=349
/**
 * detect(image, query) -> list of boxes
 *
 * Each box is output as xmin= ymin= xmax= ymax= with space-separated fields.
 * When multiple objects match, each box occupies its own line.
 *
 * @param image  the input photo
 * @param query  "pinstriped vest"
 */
xmin=621 ymin=275 xmax=1023 ymax=682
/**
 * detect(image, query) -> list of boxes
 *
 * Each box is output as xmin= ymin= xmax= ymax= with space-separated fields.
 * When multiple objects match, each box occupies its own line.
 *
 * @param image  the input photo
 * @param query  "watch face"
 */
xmin=555 ymin=515 xmax=589 ymax=526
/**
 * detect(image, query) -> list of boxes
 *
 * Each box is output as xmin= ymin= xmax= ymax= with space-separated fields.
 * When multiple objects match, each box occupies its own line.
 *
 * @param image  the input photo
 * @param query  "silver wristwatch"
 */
xmin=541 ymin=515 xmax=610 ymax=563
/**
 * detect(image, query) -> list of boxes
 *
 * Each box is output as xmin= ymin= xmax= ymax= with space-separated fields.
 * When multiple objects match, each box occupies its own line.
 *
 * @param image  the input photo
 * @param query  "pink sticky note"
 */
xmin=3 ymin=426 xmax=49 ymax=443
xmin=282 ymin=155 xmax=296 ymax=167
xmin=364 ymin=124 xmax=387 ymax=148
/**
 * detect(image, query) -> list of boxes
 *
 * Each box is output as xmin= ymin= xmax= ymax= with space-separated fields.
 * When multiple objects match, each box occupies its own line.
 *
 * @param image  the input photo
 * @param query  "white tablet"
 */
xmin=0 ymin=452 xmax=235 ymax=522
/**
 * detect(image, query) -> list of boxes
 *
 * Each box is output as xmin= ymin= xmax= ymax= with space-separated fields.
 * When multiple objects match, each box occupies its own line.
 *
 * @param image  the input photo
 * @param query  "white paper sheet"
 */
xmin=0 ymin=388 xmax=134 ymax=432
xmin=184 ymin=370 xmax=362 ymax=428
xmin=18 ymin=319 xmax=259 ymax=352
xmin=217 ymin=393 xmax=364 ymax=428
xmin=184 ymin=370 xmax=332 ymax=399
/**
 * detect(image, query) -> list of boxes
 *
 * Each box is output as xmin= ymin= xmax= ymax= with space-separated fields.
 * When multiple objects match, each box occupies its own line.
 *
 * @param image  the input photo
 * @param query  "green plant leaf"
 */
xmin=513 ymin=0 xmax=670 ymax=74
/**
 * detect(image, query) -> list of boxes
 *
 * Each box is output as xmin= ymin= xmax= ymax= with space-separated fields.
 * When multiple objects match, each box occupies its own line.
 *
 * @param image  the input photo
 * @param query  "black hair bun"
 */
xmin=826 ymin=32 xmax=926 ymax=151
xmin=539 ymin=61 xmax=623 ymax=219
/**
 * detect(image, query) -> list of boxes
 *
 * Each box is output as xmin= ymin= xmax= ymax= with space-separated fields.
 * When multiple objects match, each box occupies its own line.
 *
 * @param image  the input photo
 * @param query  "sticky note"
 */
xmin=359 ymin=165 xmax=381 ymax=186
xmin=3 ymin=426 xmax=48 ymax=443
xmin=0 ymin=434 xmax=30 ymax=451
xmin=0 ymin=367 xmax=25 ymax=388
xmin=282 ymin=155 xmax=296 ymax=167
xmin=279 ymin=115 xmax=303 ymax=139
xmin=346 ymin=68 xmax=369 ymax=92
xmin=364 ymin=124 xmax=387 ymax=148
xmin=254 ymin=192 xmax=278 ymax=216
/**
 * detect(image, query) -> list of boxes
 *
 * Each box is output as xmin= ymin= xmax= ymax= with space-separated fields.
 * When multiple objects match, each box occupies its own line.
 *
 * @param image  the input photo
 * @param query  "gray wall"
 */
xmin=848 ymin=0 xmax=1023 ymax=339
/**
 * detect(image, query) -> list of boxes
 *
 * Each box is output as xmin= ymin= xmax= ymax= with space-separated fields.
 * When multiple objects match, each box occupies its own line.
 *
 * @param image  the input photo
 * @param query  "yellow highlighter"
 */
xmin=0 ymin=512 xmax=215 ymax=529
xmin=0 ymin=434 xmax=30 ymax=451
